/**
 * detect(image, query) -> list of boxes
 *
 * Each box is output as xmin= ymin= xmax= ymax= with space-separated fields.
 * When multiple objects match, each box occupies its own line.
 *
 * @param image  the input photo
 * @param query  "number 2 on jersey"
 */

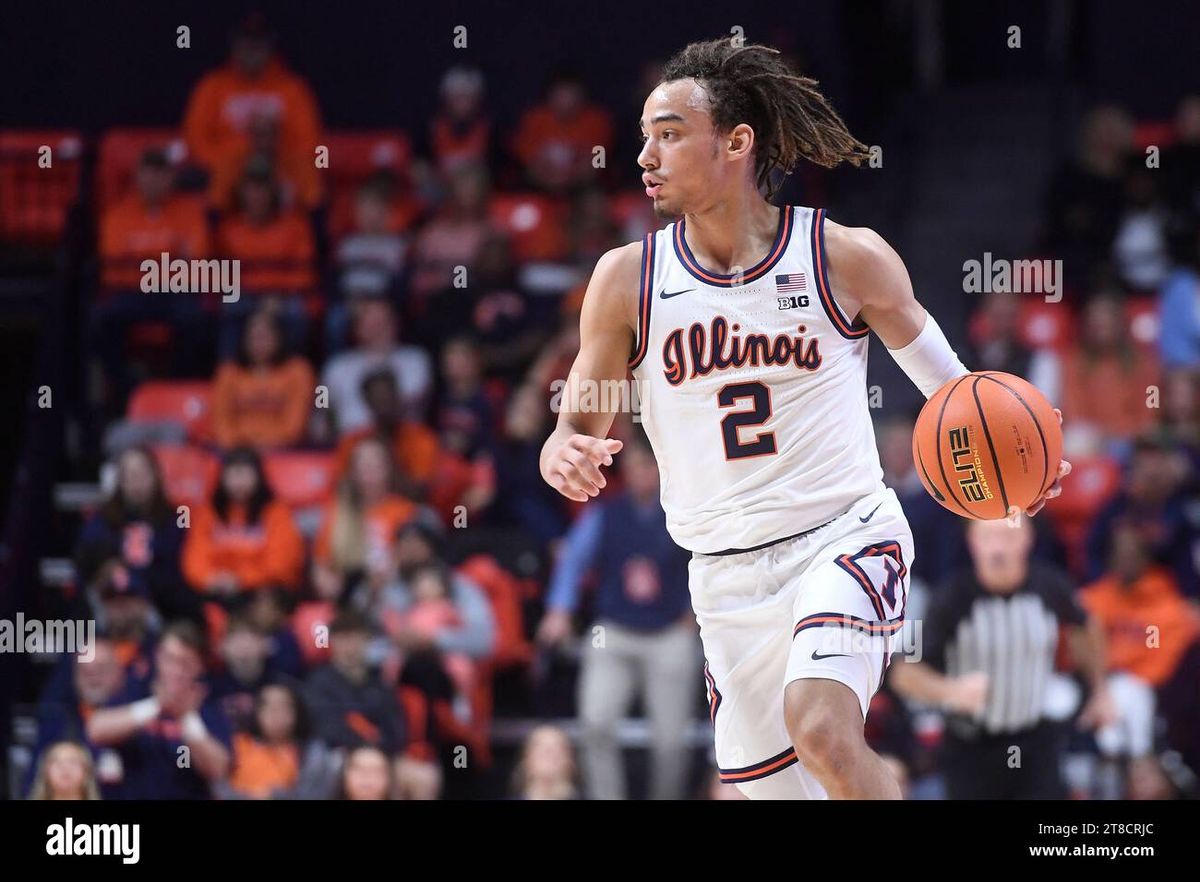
xmin=718 ymin=381 xmax=776 ymax=460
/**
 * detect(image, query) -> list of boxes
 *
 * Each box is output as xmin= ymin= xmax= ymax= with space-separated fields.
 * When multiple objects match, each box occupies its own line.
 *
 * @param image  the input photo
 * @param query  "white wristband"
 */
xmin=129 ymin=697 xmax=160 ymax=726
xmin=181 ymin=710 xmax=209 ymax=742
xmin=887 ymin=312 xmax=970 ymax=398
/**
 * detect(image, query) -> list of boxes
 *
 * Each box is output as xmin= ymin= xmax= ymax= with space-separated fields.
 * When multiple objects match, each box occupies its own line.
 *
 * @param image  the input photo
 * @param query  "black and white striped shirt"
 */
xmin=919 ymin=563 xmax=1088 ymax=737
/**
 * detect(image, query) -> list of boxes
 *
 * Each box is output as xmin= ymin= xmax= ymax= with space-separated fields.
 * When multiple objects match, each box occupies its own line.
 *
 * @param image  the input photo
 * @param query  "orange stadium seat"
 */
xmin=264 ymin=450 xmax=337 ymax=510
xmin=1051 ymin=454 xmax=1122 ymax=575
xmin=128 ymin=380 xmax=214 ymax=443
xmin=150 ymin=444 xmax=219 ymax=508
xmin=0 ymin=130 xmax=84 ymax=244
xmin=1018 ymin=299 xmax=1075 ymax=351
xmin=1132 ymin=120 xmax=1175 ymax=152
xmin=609 ymin=189 xmax=660 ymax=239
xmin=95 ymin=127 xmax=190 ymax=216
xmin=488 ymin=193 xmax=569 ymax=262
xmin=457 ymin=554 xmax=535 ymax=669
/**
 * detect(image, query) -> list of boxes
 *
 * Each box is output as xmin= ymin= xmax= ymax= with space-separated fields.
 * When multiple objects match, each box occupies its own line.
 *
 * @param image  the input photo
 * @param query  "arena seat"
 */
xmin=127 ymin=380 xmax=214 ymax=443
xmin=322 ymin=130 xmax=421 ymax=238
xmin=457 ymin=553 xmax=535 ymax=669
xmin=488 ymin=193 xmax=569 ymax=262
xmin=0 ymin=130 xmax=84 ymax=245
xmin=1126 ymin=296 xmax=1160 ymax=348
xmin=1019 ymin=299 xmax=1075 ymax=351
xmin=1051 ymin=454 xmax=1123 ymax=576
xmin=264 ymin=450 xmax=337 ymax=510
xmin=150 ymin=444 xmax=219 ymax=508
xmin=95 ymin=127 xmax=189 ymax=216
xmin=1132 ymin=120 xmax=1175 ymax=152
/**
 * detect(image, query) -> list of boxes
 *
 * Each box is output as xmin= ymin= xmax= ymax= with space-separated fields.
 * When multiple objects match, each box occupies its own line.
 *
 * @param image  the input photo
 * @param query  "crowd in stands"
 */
xmin=14 ymin=12 xmax=1200 ymax=799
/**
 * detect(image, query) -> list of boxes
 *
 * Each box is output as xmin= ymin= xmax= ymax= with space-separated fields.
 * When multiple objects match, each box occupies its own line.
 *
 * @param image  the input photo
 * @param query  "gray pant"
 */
xmin=578 ymin=618 xmax=700 ymax=800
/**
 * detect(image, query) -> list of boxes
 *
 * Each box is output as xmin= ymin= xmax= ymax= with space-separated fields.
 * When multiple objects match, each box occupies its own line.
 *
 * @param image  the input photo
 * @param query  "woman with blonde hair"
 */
xmin=28 ymin=741 xmax=100 ymax=800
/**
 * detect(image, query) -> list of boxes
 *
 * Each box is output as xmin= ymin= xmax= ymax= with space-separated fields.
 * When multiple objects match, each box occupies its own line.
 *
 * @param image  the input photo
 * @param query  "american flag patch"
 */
xmin=775 ymin=272 xmax=807 ymax=292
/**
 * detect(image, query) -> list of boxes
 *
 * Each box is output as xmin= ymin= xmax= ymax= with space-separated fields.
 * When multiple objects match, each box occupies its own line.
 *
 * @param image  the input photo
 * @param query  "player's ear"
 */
xmin=725 ymin=123 xmax=755 ymax=160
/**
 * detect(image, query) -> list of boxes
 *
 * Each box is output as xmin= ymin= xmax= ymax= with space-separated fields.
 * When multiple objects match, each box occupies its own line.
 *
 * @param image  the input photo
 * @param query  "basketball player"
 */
xmin=539 ymin=39 xmax=1069 ymax=799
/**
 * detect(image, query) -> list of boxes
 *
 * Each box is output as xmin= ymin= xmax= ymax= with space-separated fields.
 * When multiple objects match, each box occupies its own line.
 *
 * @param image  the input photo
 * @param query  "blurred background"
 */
xmin=1 ymin=0 xmax=1198 ymax=800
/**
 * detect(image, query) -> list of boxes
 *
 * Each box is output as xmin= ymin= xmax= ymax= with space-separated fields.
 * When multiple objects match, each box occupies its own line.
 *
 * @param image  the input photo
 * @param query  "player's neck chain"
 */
xmin=661 ymin=315 xmax=823 ymax=386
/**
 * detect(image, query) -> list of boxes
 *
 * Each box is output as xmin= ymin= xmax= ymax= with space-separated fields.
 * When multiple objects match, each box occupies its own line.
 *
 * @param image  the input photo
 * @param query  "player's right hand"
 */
xmin=542 ymin=434 xmax=623 ymax=501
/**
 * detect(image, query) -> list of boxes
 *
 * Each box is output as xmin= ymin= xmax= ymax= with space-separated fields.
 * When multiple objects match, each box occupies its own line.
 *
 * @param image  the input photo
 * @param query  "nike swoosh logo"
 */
xmin=859 ymin=503 xmax=883 ymax=523
xmin=811 ymin=649 xmax=850 ymax=660
xmin=659 ymin=288 xmax=694 ymax=299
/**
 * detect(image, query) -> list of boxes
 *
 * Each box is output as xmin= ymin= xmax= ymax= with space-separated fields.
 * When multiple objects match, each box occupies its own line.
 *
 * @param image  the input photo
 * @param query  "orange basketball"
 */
xmin=912 ymin=371 xmax=1063 ymax=520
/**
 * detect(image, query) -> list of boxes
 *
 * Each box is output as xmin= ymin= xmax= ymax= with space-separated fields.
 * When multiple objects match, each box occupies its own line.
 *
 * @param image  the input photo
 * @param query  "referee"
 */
xmin=891 ymin=516 xmax=1116 ymax=799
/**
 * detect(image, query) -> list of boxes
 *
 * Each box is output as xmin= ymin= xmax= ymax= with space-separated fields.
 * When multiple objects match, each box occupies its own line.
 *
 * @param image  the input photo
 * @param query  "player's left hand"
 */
xmin=1007 ymin=408 xmax=1070 ymax=524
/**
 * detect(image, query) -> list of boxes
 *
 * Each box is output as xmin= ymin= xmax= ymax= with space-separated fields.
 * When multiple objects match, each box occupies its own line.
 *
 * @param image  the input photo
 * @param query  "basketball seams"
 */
xmin=970 ymin=375 xmax=1011 ymax=514
xmin=976 ymin=373 xmax=1053 ymax=496
xmin=931 ymin=375 xmax=976 ymax=517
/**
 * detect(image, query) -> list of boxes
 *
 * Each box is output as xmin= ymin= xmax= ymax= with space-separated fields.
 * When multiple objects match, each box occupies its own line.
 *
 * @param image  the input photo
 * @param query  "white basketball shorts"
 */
xmin=691 ymin=486 xmax=914 ymax=799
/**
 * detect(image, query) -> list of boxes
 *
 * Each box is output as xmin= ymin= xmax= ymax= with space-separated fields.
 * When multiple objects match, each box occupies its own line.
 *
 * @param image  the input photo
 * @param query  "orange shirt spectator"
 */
xmin=216 ymin=168 xmax=315 ymax=293
xmin=512 ymin=74 xmax=613 ymax=192
xmin=99 ymin=149 xmax=209 ymax=289
xmin=1059 ymin=296 xmax=1159 ymax=439
xmin=182 ymin=16 xmax=321 ymax=172
xmin=213 ymin=307 xmax=314 ymax=449
xmin=227 ymin=732 xmax=300 ymax=797
xmin=313 ymin=495 xmax=416 ymax=571
xmin=1082 ymin=565 xmax=1200 ymax=687
xmin=183 ymin=500 xmax=305 ymax=593
xmin=334 ymin=424 xmax=440 ymax=485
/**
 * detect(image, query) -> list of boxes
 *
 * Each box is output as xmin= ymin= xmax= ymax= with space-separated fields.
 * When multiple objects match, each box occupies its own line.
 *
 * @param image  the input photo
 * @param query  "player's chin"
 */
xmin=652 ymin=197 xmax=681 ymax=219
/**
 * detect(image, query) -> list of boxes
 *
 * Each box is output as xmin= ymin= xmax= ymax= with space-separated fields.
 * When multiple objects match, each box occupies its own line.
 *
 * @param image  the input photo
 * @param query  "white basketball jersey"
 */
xmin=629 ymin=205 xmax=885 ymax=554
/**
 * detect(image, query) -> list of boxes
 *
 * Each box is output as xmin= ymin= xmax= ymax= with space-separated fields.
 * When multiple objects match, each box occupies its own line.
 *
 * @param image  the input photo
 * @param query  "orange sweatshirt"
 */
xmin=1081 ymin=566 xmax=1200 ymax=687
xmin=216 ymin=211 xmax=316 ymax=293
xmin=228 ymin=733 xmax=300 ymax=798
xmin=99 ymin=194 xmax=210 ymax=289
xmin=183 ymin=59 xmax=321 ymax=171
xmin=183 ymin=500 xmax=305 ymax=592
xmin=334 ymin=423 xmax=441 ymax=484
xmin=212 ymin=357 xmax=315 ymax=449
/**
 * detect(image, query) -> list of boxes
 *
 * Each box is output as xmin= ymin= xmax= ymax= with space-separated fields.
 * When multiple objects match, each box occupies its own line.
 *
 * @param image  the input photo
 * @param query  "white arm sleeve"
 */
xmin=887 ymin=312 xmax=970 ymax=398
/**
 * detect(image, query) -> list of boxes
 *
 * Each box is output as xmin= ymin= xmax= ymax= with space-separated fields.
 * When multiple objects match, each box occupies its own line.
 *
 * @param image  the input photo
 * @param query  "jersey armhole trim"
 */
xmin=628 ymin=232 xmax=655 ymax=368
xmin=813 ymin=208 xmax=870 ymax=340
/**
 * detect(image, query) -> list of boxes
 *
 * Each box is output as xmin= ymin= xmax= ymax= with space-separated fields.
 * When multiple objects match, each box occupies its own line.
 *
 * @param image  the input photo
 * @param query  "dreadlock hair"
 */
xmin=661 ymin=39 xmax=870 ymax=198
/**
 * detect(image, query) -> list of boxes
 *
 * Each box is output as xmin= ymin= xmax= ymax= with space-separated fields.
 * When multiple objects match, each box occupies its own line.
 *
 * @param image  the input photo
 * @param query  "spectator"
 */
xmin=1112 ymin=154 xmax=1170 ymax=293
xmin=1081 ymin=523 xmax=1200 ymax=797
xmin=243 ymin=588 xmax=306 ymax=679
xmin=428 ymin=67 xmax=492 ymax=176
xmin=337 ymin=745 xmax=393 ymax=800
xmin=536 ymin=428 xmax=697 ymax=800
xmin=890 ymin=516 xmax=1115 ymax=799
xmin=1159 ymin=367 xmax=1200 ymax=468
xmin=98 ymin=147 xmax=209 ymax=290
xmin=208 ymin=613 xmax=286 ymax=731
xmin=1043 ymin=105 xmax=1133 ymax=290
xmin=215 ymin=159 xmax=316 ymax=304
xmin=208 ymin=111 xmax=322 ymax=213
xmin=329 ymin=173 xmax=411 ymax=350
xmin=27 ymin=742 xmax=100 ymax=800
xmin=1158 ymin=215 xmax=1200 ymax=369
xmin=511 ymin=725 xmax=579 ymax=800
xmin=567 ymin=187 xmax=620 ymax=265
xmin=322 ymin=298 xmax=434 ymax=433
xmin=219 ymin=683 xmax=338 ymax=799
xmin=182 ymin=447 xmax=305 ymax=598
xmin=312 ymin=436 xmax=420 ymax=602
xmin=409 ymin=163 xmax=497 ymax=303
xmin=182 ymin=13 xmax=321 ymax=173
xmin=490 ymin=382 xmax=569 ymax=545
xmin=74 ymin=446 xmax=196 ymax=625
xmin=27 ymin=640 xmax=126 ymax=798
xmin=435 ymin=335 xmax=496 ymax=459
xmin=965 ymin=294 xmax=1061 ymax=405
xmin=511 ymin=70 xmax=613 ymax=193
xmin=1059 ymin=294 xmax=1159 ymax=447
xmin=212 ymin=308 xmax=315 ymax=449
xmin=333 ymin=368 xmax=441 ymax=499
xmin=303 ymin=612 xmax=406 ymax=754
xmin=86 ymin=621 xmax=233 ymax=799
xmin=1086 ymin=432 xmax=1200 ymax=597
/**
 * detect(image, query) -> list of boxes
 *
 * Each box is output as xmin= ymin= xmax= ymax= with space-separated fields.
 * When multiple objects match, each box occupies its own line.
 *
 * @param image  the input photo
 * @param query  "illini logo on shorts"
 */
xmin=948 ymin=425 xmax=994 ymax=502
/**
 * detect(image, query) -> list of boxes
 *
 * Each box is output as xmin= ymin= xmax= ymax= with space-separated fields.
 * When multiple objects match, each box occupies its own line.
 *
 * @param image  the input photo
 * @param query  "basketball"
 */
xmin=912 ymin=371 xmax=1062 ymax=520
